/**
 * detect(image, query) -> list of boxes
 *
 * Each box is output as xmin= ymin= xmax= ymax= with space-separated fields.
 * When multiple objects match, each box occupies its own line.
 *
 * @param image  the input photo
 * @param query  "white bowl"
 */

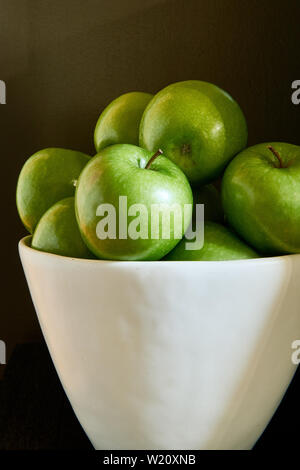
xmin=19 ymin=236 xmax=300 ymax=450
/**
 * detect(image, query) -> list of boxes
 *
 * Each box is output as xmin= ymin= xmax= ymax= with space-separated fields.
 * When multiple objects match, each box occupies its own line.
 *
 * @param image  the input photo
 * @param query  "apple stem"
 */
xmin=267 ymin=146 xmax=284 ymax=168
xmin=145 ymin=149 xmax=163 ymax=170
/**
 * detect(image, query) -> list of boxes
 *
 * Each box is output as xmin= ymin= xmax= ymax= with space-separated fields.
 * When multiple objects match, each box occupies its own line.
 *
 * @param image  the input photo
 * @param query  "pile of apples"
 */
xmin=16 ymin=80 xmax=300 ymax=261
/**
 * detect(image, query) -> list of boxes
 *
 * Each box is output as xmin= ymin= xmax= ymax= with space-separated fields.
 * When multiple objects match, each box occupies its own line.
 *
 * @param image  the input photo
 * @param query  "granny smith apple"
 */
xmin=75 ymin=144 xmax=193 ymax=261
xmin=17 ymin=148 xmax=90 ymax=233
xmin=194 ymin=184 xmax=223 ymax=223
xmin=222 ymin=142 xmax=300 ymax=255
xmin=94 ymin=91 xmax=153 ymax=152
xmin=32 ymin=197 xmax=94 ymax=258
xmin=139 ymin=80 xmax=247 ymax=184
xmin=164 ymin=222 xmax=258 ymax=261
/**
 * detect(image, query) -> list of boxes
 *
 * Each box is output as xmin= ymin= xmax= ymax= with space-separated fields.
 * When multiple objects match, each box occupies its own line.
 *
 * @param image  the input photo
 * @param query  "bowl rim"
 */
xmin=18 ymin=235 xmax=300 ymax=266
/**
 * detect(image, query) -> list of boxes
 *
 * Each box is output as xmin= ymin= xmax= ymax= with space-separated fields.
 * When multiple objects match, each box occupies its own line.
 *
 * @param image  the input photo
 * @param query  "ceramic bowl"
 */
xmin=19 ymin=236 xmax=300 ymax=449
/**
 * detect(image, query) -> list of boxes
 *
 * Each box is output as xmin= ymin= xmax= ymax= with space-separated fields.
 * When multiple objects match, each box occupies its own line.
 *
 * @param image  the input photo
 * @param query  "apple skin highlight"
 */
xmin=139 ymin=80 xmax=248 ymax=185
xmin=75 ymin=144 xmax=193 ymax=261
xmin=222 ymin=142 xmax=300 ymax=255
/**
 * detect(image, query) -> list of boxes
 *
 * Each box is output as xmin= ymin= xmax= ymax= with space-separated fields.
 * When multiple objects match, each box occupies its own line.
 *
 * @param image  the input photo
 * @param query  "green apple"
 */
xmin=193 ymin=184 xmax=223 ymax=223
xmin=139 ymin=80 xmax=247 ymax=184
xmin=222 ymin=142 xmax=300 ymax=255
xmin=32 ymin=197 xmax=94 ymax=258
xmin=94 ymin=91 xmax=153 ymax=152
xmin=75 ymin=144 xmax=193 ymax=261
xmin=164 ymin=222 xmax=258 ymax=261
xmin=17 ymin=148 xmax=90 ymax=233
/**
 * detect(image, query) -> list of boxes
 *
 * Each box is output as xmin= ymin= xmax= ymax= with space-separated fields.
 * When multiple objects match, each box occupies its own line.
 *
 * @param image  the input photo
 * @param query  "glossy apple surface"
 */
xmin=17 ymin=148 xmax=90 ymax=233
xmin=75 ymin=144 xmax=193 ymax=260
xmin=94 ymin=91 xmax=153 ymax=152
xmin=164 ymin=222 xmax=258 ymax=261
xmin=222 ymin=142 xmax=300 ymax=255
xmin=139 ymin=80 xmax=247 ymax=184
xmin=32 ymin=197 xmax=93 ymax=259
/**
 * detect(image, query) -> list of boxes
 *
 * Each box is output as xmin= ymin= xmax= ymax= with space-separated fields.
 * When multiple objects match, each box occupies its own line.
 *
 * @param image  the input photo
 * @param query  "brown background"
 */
xmin=0 ymin=0 xmax=299 ymax=378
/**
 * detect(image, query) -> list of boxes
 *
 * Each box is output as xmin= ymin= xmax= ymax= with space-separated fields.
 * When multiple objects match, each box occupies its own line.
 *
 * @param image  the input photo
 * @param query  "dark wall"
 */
xmin=0 ymin=0 xmax=299 ymax=376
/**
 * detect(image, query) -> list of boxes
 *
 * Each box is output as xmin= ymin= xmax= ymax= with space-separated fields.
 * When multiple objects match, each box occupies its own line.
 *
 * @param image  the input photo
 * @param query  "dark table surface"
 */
xmin=0 ymin=342 xmax=299 ymax=450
